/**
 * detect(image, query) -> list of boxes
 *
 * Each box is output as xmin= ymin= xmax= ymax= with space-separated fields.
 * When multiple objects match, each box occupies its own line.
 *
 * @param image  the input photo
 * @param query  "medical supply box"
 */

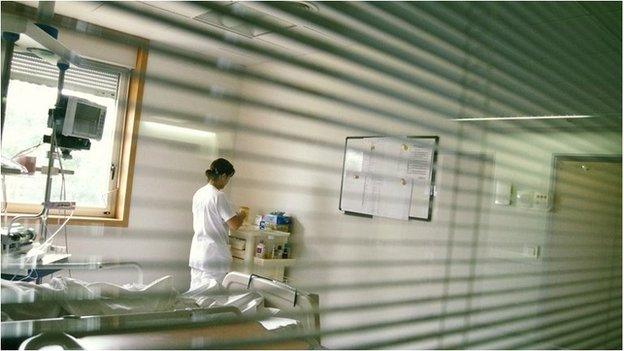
xmin=262 ymin=214 xmax=291 ymax=232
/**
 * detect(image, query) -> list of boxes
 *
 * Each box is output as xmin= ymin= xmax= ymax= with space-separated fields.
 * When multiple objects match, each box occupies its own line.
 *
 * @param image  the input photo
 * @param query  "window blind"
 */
xmin=10 ymin=51 xmax=121 ymax=98
xmin=0 ymin=1 xmax=620 ymax=350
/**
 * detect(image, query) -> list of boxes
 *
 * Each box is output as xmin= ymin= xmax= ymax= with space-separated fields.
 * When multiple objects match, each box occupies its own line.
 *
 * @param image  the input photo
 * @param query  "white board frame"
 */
xmin=338 ymin=136 xmax=439 ymax=221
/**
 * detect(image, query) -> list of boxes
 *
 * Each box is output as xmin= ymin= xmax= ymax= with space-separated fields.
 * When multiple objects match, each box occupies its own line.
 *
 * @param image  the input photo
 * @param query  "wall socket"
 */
xmin=533 ymin=192 xmax=550 ymax=210
xmin=523 ymin=244 xmax=540 ymax=259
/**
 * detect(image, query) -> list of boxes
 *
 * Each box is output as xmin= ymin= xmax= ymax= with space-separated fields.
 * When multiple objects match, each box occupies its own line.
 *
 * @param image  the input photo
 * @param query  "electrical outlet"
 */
xmin=522 ymin=244 xmax=540 ymax=259
xmin=533 ymin=192 xmax=550 ymax=210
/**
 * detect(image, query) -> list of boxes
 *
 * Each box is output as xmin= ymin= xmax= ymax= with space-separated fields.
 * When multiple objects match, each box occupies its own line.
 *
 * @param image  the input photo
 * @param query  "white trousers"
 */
xmin=189 ymin=268 xmax=227 ymax=291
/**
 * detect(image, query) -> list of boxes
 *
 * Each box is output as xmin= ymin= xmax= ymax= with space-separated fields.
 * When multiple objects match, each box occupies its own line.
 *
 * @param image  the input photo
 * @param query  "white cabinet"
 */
xmin=229 ymin=225 xmax=295 ymax=282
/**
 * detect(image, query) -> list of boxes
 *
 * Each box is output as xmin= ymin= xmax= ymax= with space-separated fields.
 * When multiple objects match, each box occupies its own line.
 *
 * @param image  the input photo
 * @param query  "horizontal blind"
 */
xmin=10 ymin=51 xmax=121 ymax=98
xmin=0 ymin=1 xmax=620 ymax=351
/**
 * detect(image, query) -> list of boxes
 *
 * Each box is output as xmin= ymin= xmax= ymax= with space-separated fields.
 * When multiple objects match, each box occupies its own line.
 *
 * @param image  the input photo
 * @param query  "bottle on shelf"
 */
xmin=266 ymin=235 xmax=275 ymax=259
xmin=255 ymin=240 xmax=265 ymax=259
xmin=282 ymin=241 xmax=290 ymax=259
xmin=273 ymin=245 xmax=282 ymax=260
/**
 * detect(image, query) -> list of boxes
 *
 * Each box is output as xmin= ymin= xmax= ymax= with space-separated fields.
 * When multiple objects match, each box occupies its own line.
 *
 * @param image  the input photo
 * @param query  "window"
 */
xmin=2 ymin=46 xmax=147 ymax=225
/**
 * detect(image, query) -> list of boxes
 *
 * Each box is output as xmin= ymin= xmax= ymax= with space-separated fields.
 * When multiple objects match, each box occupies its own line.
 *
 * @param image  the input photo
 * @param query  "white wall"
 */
xmin=226 ymin=51 xmax=485 ymax=348
xmin=227 ymin=47 xmax=621 ymax=348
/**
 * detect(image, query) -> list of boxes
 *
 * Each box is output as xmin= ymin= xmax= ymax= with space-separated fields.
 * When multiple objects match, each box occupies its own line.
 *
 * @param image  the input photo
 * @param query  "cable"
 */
xmin=55 ymin=141 xmax=72 ymax=278
xmin=7 ymin=125 xmax=73 ymax=280
xmin=18 ymin=268 xmax=38 ymax=282
xmin=100 ymin=187 xmax=119 ymax=208
xmin=1 ymin=174 xmax=7 ymax=225
xmin=10 ymin=141 xmax=43 ymax=160
xmin=43 ymin=211 xmax=74 ymax=246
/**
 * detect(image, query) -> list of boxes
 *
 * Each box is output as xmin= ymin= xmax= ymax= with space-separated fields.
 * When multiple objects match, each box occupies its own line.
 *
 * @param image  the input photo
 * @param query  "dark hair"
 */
xmin=205 ymin=158 xmax=235 ymax=180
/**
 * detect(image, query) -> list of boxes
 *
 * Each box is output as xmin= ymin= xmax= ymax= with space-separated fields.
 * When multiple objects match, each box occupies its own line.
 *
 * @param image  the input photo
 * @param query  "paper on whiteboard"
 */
xmin=405 ymin=139 xmax=435 ymax=219
xmin=341 ymin=139 xmax=367 ymax=212
xmin=410 ymin=179 xmax=431 ymax=219
xmin=361 ymin=139 xmax=379 ymax=214
xmin=341 ymin=137 xmax=435 ymax=220
xmin=363 ymin=138 xmax=411 ymax=220
xmin=341 ymin=171 xmax=365 ymax=213
xmin=344 ymin=149 xmax=364 ymax=173
xmin=375 ymin=180 xmax=411 ymax=220
xmin=407 ymin=143 xmax=434 ymax=180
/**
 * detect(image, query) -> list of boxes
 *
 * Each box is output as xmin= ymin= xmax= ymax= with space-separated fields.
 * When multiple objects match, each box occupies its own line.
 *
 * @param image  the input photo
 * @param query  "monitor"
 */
xmin=61 ymin=96 xmax=106 ymax=141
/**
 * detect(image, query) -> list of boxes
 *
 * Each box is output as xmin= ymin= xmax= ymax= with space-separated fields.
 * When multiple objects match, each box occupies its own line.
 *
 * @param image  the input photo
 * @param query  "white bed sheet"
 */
xmin=1 ymin=275 xmax=301 ymax=333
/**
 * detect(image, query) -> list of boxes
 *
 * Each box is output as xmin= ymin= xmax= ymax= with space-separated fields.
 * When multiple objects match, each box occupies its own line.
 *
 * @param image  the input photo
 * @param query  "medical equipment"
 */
xmin=46 ymin=95 xmax=107 ymax=148
xmin=2 ymin=10 xmax=107 ymax=247
xmin=0 ymin=225 xmax=35 ymax=253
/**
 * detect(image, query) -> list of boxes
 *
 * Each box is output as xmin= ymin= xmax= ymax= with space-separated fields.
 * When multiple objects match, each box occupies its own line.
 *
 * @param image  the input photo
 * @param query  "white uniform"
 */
xmin=189 ymin=183 xmax=236 ymax=290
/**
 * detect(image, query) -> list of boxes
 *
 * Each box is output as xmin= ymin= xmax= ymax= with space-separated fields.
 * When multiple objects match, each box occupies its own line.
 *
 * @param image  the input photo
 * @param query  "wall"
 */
xmin=227 ymin=46 xmax=621 ymax=348
xmin=468 ymin=128 xmax=621 ymax=349
xmin=227 ymin=50 xmax=486 ymax=348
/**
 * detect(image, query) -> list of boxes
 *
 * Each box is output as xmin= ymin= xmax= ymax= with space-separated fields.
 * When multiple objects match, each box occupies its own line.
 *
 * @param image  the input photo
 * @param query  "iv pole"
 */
xmin=3 ymin=61 xmax=70 ymax=245
xmin=3 ymin=1 xmax=95 ymax=246
xmin=3 ymin=17 xmax=70 ymax=242
xmin=1 ymin=32 xmax=19 ymax=138
xmin=39 ymin=61 xmax=69 ymax=241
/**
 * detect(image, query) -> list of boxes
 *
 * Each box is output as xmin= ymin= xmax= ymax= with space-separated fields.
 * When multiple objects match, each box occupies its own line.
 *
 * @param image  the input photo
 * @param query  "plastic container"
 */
xmin=255 ymin=240 xmax=265 ymax=258
xmin=239 ymin=206 xmax=250 ymax=223
xmin=273 ymin=245 xmax=282 ymax=260
xmin=282 ymin=242 xmax=290 ymax=259
xmin=266 ymin=235 xmax=275 ymax=259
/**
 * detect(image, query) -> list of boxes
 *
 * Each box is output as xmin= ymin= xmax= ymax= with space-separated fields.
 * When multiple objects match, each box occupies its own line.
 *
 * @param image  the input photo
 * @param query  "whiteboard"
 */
xmin=339 ymin=136 xmax=438 ymax=221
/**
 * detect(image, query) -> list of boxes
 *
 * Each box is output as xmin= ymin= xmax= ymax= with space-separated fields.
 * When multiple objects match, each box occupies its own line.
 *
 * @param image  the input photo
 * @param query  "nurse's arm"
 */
xmin=226 ymin=212 xmax=246 ymax=231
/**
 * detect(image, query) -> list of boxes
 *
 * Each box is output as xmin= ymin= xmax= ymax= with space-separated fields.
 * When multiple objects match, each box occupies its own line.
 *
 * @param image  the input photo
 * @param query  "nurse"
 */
xmin=189 ymin=158 xmax=247 ymax=290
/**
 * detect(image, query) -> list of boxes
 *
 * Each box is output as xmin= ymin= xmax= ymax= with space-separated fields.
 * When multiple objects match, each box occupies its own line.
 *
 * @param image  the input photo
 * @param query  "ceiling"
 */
xmin=14 ymin=1 xmax=349 ymax=66
xmin=12 ymin=1 xmax=621 ymax=67
xmin=8 ymin=1 xmax=622 ymax=124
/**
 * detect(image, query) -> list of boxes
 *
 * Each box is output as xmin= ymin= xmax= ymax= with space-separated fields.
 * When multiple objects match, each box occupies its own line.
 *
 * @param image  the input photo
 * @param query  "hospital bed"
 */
xmin=1 ymin=271 xmax=321 ymax=350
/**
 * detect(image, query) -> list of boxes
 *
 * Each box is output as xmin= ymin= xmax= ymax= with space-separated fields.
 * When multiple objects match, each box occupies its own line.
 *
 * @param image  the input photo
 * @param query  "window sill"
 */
xmin=3 ymin=212 xmax=129 ymax=227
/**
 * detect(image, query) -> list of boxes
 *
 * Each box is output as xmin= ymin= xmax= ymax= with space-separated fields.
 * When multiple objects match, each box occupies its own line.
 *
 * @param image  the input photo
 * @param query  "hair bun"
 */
xmin=206 ymin=158 xmax=235 ymax=179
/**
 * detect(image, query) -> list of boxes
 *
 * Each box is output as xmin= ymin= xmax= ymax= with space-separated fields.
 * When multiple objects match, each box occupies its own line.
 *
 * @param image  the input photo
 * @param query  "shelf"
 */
xmin=230 ymin=248 xmax=246 ymax=260
xmin=232 ymin=225 xmax=290 ymax=239
xmin=252 ymin=257 xmax=296 ymax=267
xmin=37 ymin=166 xmax=75 ymax=175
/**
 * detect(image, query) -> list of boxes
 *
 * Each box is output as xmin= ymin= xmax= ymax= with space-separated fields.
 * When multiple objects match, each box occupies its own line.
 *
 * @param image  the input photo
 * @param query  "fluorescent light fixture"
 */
xmin=142 ymin=121 xmax=216 ymax=138
xmin=193 ymin=2 xmax=297 ymax=38
xmin=453 ymin=115 xmax=593 ymax=122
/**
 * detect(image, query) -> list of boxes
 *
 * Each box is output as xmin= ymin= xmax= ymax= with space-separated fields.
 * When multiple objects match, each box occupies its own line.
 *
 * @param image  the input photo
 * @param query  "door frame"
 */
xmin=548 ymin=154 xmax=621 ymax=206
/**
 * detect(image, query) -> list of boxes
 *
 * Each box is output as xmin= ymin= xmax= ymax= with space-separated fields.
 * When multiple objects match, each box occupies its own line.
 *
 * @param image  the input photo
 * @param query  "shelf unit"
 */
xmin=229 ymin=225 xmax=295 ymax=282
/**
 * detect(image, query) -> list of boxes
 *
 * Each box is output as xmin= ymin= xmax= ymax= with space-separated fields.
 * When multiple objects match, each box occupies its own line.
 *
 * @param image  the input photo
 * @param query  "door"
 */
xmin=543 ymin=157 xmax=621 ymax=349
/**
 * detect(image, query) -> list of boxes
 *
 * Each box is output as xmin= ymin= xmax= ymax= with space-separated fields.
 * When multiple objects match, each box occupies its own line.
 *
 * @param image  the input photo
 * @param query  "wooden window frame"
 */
xmin=61 ymin=47 xmax=148 ymax=227
xmin=2 ymin=2 xmax=148 ymax=227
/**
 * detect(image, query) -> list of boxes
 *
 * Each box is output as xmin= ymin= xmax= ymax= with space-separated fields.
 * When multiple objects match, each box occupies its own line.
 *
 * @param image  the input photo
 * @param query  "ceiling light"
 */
xmin=142 ymin=121 xmax=216 ymax=138
xmin=193 ymin=1 xmax=316 ymax=38
xmin=453 ymin=115 xmax=593 ymax=122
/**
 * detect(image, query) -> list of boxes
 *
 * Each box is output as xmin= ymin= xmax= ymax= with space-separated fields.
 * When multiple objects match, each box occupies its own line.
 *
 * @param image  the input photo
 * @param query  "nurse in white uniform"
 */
xmin=189 ymin=158 xmax=247 ymax=290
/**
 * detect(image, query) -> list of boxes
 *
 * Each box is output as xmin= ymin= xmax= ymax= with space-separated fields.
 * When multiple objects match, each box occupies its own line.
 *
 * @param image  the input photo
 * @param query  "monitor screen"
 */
xmin=62 ymin=96 xmax=106 ymax=140
xmin=73 ymin=102 xmax=103 ymax=137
